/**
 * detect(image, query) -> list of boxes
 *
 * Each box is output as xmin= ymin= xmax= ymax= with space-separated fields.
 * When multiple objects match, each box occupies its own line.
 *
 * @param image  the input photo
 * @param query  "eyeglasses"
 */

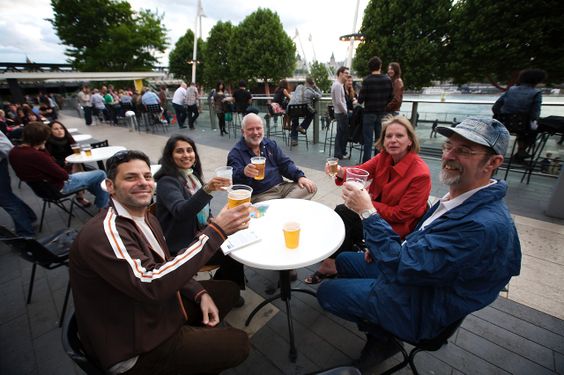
xmin=441 ymin=143 xmax=492 ymax=158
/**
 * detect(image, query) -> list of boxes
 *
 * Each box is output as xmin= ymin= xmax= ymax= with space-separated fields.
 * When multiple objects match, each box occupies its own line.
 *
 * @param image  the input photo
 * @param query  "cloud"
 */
xmin=0 ymin=0 xmax=369 ymax=66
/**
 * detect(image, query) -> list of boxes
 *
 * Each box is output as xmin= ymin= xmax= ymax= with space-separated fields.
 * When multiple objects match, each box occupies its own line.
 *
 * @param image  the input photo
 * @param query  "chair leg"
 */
xmin=67 ymin=199 xmax=75 ymax=228
xmin=380 ymin=339 xmax=410 ymax=375
xmin=27 ymin=263 xmax=37 ymax=304
xmin=39 ymin=200 xmax=48 ymax=232
xmin=58 ymin=281 xmax=71 ymax=328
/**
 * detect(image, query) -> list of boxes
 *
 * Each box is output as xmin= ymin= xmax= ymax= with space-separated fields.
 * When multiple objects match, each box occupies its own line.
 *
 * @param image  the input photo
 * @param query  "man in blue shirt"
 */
xmin=228 ymin=113 xmax=316 ymax=203
xmin=141 ymin=88 xmax=160 ymax=106
xmin=317 ymin=117 xmax=521 ymax=371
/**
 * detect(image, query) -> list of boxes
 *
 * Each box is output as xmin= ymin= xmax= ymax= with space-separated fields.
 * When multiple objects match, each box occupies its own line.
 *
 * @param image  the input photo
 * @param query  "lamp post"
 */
xmin=341 ymin=0 xmax=362 ymax=70
xmin=191 ymin=0 xmax=205 ymax=83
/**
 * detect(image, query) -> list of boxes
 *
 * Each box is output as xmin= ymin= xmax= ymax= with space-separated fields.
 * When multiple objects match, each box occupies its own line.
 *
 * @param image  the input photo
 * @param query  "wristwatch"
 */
xmin=360 ymin=207 xmax=377 ymax=220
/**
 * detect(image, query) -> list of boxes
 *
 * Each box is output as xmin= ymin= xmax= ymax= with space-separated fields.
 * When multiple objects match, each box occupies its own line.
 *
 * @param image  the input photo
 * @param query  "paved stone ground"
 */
xmin=1 ymin=109 xmax=563 ymax=374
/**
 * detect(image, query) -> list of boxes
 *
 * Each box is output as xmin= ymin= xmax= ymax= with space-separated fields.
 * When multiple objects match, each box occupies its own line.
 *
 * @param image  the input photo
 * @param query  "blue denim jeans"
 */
xmin=362 ymin=112 xmax=383 ymax=162
xmin=317 ymin=251 xmax=380 ymax=325
xmin=0 ymin=159 xmax=37 ymax=237
xmin=61 ymin=170 xmax=109 ymax=208
xmin=333 ymin=112 xmax=349 ymax=158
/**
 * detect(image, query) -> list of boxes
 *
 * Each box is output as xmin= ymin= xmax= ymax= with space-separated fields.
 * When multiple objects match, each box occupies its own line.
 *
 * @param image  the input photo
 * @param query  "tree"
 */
xmin=309 ymin=61 xmax=332 ymax=93
xmin=202 ymin=21 xmax=235 ymax=89
xmin=447 ymin=0 xmax=564 ymax=89
xmin=168 ymin=29 xmax=205 ymax=83
xmin=353 ymin=0 xmax=451 ymax=89
xmin=229 ymin=8 xmax=296 ymax=94
xmin=50 ymin=0 xmax=167 ymax=71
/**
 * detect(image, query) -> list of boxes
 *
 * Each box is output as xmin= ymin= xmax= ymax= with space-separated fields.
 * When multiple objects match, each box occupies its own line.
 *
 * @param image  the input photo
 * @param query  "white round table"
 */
xmin=67 ymin=128 xmax=78 ymax=133
xmin=229 ymin=198 xmax=345 ymax=361
xmin=65 ymin=146 xmax=126 ymax=164
xmin=72 ymin=134 xmax=92 ymax=142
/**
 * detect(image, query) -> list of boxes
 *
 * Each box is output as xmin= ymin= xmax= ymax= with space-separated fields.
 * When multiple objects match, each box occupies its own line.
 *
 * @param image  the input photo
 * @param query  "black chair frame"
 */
xmin=380 ymin=318 xmax=465 ymax=375
xmin=26 ymin=181 xmax=93 ymax=232
xmin=286 ymin=103 xmax=311 ymax=150
xmin=62 ymin=312 xmax=106 ymax=374
xmin=90 ymin=139 xmax=109 ymax=170
xmin=145 ymin=104 xmax=167 ymax=133
xmin=0 ymin=226 xmax=74 ymax=327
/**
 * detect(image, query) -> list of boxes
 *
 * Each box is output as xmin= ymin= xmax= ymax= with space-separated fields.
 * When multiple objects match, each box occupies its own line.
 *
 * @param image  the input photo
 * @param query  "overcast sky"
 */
xmin=0 ymin=0 xmax=370 ymax=67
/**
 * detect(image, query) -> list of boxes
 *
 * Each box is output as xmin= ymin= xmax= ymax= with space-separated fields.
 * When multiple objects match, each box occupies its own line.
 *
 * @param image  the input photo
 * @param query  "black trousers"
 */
xmin=331 ymin=204 xmax=364 ymax=259
xmin=126 ymin=280 xmax=249 ymax=375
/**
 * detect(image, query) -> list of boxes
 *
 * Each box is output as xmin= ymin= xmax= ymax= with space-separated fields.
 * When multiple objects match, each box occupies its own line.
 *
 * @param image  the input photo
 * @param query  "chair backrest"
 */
xmin=327 ymin=105 xmax=335 ymax=121
xmin=286 ymin=104 xmax=310 ymax=118
xmin=146 ymin=104 xmax=162 ymax=114
xmin=90 ymin=139 xmax=109 ymax=149
xmin=413 ymin=317 xmax=465 ymax=351
xmin=62 ymin=312 xmax=105 ymax=375
xmin=26 ymin=180 xmax=65 ymax=200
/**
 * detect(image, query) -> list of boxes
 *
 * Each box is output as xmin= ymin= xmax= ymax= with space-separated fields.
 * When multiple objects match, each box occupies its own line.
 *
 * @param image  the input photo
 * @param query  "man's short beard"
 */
xmin=440 ymin=169 xmax=461 ymax=185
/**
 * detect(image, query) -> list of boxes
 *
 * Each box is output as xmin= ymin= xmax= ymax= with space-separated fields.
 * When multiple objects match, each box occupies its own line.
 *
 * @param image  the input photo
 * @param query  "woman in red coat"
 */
xmin=305 ymin=115 xmax=431 ymax=283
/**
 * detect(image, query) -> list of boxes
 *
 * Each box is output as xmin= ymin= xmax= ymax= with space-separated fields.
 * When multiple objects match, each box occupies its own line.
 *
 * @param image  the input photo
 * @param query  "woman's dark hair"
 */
xmin=518 ymin=68 xmax=547 ymax=86
xmin=388 ymin=62 xmax=402 ymax=80
xmin=47 ymin=121 xmax=75 ymax=144
xmin=154 ymin=134 xmax=203 ymax=182
xmin=278 ymin=79 xmax=289 ymax=89
xmin=216 ymin=80 xmax=225 ymax=91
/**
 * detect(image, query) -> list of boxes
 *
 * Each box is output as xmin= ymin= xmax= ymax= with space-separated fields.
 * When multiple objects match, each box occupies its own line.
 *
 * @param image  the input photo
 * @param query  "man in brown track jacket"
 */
xmin=70 ymin=150 xmax=250 ymax=374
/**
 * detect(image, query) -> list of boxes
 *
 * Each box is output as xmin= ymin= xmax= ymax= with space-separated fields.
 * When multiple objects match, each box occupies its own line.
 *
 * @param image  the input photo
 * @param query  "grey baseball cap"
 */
xmin=436 ymin=117 xmax=509 ymax=155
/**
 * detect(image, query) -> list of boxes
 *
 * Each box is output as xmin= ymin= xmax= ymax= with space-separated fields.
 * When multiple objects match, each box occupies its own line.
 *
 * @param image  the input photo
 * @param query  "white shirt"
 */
xmin=419 ymin=180 xmax=498 ymax=230
xmin=172 ymin=86 xmax=187 ymax=105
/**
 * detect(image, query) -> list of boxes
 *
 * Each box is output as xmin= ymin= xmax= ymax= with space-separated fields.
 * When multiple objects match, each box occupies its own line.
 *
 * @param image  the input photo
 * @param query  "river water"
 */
xmin=401 ymin=94 xmax=564 ymax=122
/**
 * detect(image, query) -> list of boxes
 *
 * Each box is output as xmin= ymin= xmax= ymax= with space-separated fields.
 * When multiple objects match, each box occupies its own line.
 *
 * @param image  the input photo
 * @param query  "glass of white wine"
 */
xmin=326 ymin=157 xmax=339 ymax=177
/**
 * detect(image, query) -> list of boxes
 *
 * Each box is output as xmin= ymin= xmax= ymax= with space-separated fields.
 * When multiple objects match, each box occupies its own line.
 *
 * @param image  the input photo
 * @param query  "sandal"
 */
xmin=304 ymin=271 xmax=337 ymax=285
xmin=76 ymin=197 xmax=92 ymax=207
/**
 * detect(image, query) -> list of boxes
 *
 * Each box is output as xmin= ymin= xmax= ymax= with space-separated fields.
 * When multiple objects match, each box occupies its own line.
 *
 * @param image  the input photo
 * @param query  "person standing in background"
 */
xmin=77 ymin=85 xmax=92 ymax=126
xmin=358 ymin=56 xmax=393 ymax=162
xmin=172 ymin=83 xmax=188 ymax=129
xmin=185 ymin=82 xmax=200 ymax=130
xmin=158 ymin=85 xmax=171 ymax=125
xmin=332 ymin=66 xmax=350 ymax=160
xmin=385 ymin=62 xmax=404 ymax=115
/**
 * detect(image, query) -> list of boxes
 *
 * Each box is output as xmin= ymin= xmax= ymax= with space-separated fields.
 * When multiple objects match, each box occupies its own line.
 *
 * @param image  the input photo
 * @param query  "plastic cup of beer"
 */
xmin=82 ymin=145 xmax=92 ymax=157
xmin=283 ymin=222 xmax=300 ymax=249
xmin=345 ymin=167 xmax=369 ymax=189
xmin=326 ymin=157 xmax=339 ymax=177
xmin=71 ymin=143 xmax=81 ymax=155
xmin=227 ymin=184 xmax=252 ymax=208
xmin=215 ymin=166 xmax=233 ymax=190
xmin=251 ymin=156 xmax=266 ymax=180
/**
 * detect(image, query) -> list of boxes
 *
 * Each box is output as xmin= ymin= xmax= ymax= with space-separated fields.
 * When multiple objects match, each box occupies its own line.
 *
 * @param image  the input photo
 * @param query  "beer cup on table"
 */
xmin=82 ymin=145 xmax=92 ymax=157
xmin=345 ymin=167 xmax=369 ymax=190
xmin=71 ymin=143 xmax=81 ymax=155
xmin=251 ymin=156 xmax=266 ymax=180
xmin=227 ymin=184 xmax=253 ymax=208
xmin=283 ymin=222 xmax=301 ymax=249
xmin=215 ymin=166 xmax=233 ymax=190
xmin=326 ymin=157 xmax=339 ymax=177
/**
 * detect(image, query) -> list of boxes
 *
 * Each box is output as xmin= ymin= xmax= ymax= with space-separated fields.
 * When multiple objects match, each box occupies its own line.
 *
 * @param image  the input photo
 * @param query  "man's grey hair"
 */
xmin=241 ymin=113 xmax=264 ymax=129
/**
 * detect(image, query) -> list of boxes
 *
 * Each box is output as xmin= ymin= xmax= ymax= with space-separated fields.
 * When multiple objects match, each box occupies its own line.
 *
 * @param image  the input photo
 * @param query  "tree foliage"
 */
xmin=168 ymin=29 xmax=205 ymax=83
xmin=353 ymin=0 xmax=451 ymax=90
xmin=50 ymin=0 xmax=167 ymax=71
xmin=447 ymin=0 xmax=564 ymax=89
xmin=309 ymin=61 xmax=332 ymax=93
xmin=202 ymin=21 xmax=235 ymax=89
xmin=228 ymin=8 xmax=296 ymax=94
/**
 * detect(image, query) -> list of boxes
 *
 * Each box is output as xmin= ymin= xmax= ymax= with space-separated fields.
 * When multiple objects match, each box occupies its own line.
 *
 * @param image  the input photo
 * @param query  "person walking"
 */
xmin=77 ymin=85 xmax=93 ymax=126
xmin=172 ymin=83 xmax=188 ymax=129
xmin=332 ymin=66 xmax=350 ymax=159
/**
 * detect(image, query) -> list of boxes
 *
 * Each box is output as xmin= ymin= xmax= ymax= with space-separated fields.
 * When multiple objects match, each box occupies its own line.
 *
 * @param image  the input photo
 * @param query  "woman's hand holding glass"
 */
xmin=204 ymin=176 xmax=232 ymax=192
xmin=325 ymin=158 xmax=343 ymax=178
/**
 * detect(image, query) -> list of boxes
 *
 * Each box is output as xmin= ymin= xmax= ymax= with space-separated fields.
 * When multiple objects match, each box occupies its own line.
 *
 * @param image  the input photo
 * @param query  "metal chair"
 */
xmin=286 ymin=104 xmax=311 ymax=150
xmin=145 ymin=104 xmax=167 ymax=133
xmin=26 ymin=180 xmax=92 ymax=232
xmin=324 ymin=105 xmax=337 ymax=154
xmin=265 ymin=104 xmax=288 ymax=145
xmin=379 ymin=318 xmax=465 ymax=374
xmin=90 ymin=139 xmax=109 ymax=169
xmin=62 ymin=312 xmax=105 ymax=375
xmin=0 ymin=225 xmax=76 ymax=327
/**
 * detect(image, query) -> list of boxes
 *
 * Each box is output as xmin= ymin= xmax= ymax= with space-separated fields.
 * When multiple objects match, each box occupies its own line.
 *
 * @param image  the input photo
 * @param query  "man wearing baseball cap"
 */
xmin=317 ymin=117 xmax=522 ymax=371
